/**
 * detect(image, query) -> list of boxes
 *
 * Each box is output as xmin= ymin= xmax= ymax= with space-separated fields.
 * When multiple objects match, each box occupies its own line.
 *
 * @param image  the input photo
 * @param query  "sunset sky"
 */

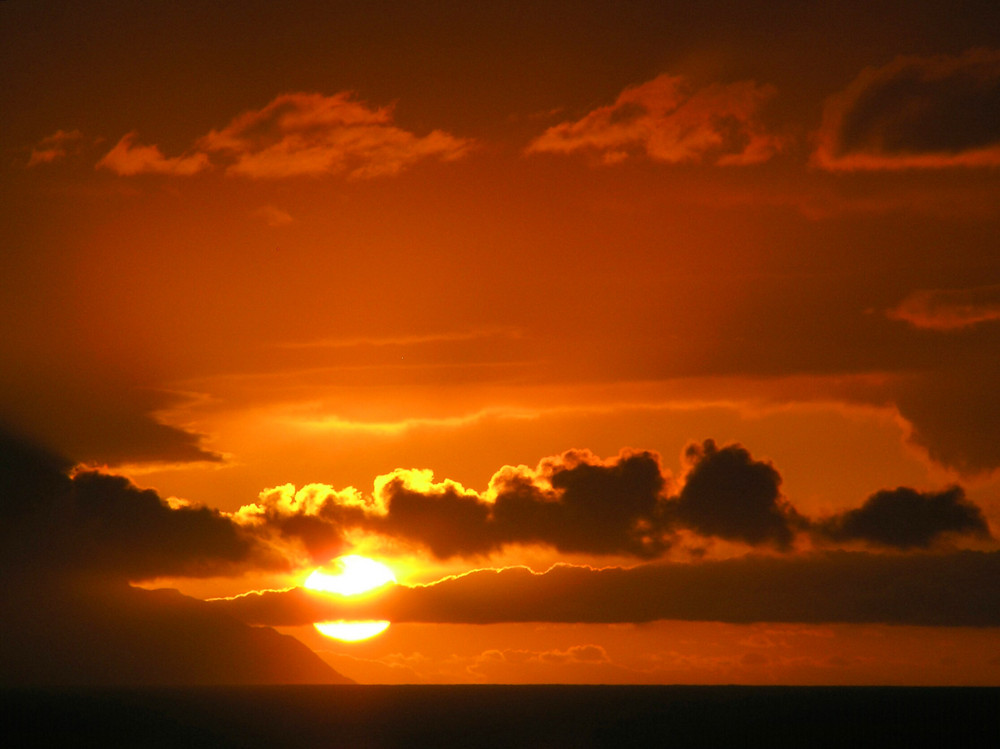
xmin=2 ymin=1 xmax=999 ymax=685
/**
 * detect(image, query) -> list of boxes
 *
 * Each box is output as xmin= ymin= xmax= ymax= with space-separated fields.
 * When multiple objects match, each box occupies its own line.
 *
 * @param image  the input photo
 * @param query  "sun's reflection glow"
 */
xmin=314 ymin=620 xmax=391 ymax=642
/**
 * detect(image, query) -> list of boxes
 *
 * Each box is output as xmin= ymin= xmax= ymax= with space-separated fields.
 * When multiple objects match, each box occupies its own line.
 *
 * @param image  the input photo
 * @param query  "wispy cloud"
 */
xmin=526 ymin=74 xmax=783 ymax=166
xmin=92 ymin=92 xmax=473 ymax=180
xmin=887 ymin=284 xmax=1000 ymax=330
xmin=813 ymin=48 xmax=1000 ymax=171
xmin=198 ymin=92 xmax=473 ymax=178
xmin=96 ymin=132 xmax=210 ymax=176
xmin=27 ymin=129 xmax=85 ymax=167
xmin=253 ymin=205 xmax=294 ymax=227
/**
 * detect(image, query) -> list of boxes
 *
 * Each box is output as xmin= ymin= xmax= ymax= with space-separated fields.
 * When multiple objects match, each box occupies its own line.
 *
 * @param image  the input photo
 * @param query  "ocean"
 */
xmin=3 ymin=685 xmax=995 ymax=748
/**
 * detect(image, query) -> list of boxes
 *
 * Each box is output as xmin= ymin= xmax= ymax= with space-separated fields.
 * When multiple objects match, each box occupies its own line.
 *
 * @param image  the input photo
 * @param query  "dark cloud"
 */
xmin=893 ymin=356 xmax=1000 ymax=476
xmin=817 ymin=485 xmax=992 ymax=549
xmin=213 ymin=551 xmax=1000 ymax=628
xmin=0 ymin=373 xmax=222 ymax=467
xmin=814 ymin=49 xmax=1000 ymax=170
xmin=243 ymin=443 xmax=811 ymax=559
xmin=243 ymin=438 xmax=994 ymax=558
xmin=0 ymin=429 xmax=269 ymax=584
xmin=670 ymin=440 xmax=803 ymax=549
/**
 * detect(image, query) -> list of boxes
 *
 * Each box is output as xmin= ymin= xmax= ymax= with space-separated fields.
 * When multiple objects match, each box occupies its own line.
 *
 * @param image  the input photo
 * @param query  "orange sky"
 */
xmin=2 ymin=1 xmax=999 ymax=686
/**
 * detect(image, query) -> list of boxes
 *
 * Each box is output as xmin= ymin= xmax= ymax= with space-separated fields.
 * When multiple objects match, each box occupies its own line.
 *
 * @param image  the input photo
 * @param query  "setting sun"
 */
xmin=2 ymin=0 xmax=999 ymax=702
xmin=304 ymin=555 xmax=396 ymax=642
xmin=304 ymin=555 xmax=397 ymax=596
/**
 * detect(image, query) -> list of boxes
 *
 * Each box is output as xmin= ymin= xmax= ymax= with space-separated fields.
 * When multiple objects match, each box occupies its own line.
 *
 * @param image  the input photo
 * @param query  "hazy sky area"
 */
xmin=2 ymin=1 xmax=999 ymax=685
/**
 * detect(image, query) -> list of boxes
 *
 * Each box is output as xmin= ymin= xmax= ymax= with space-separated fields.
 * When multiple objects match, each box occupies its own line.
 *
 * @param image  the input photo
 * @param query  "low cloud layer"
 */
xmin=813 ymin=48 xmax=1000 ymax=170
xmin=93 ymin=92 xmax=473 ymax=179
xmin=526 ymin=73 xmax=782 ymax=166
xmin=237 ymin=439 xmax=990 ymax=562
xmin=213 ymin=551 xmax=1000 ymax=628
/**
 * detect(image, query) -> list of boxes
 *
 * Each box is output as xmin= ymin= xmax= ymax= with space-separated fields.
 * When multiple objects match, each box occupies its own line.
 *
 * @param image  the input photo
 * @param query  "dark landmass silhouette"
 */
xmin=1 ymin=580 xmax=352 ymax=686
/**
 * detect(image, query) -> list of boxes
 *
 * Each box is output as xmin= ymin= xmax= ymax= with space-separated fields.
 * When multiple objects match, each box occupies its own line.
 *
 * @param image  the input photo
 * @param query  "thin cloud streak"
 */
xmin=887 ymin=285 xmax=1000 ymax=331
xmin=527 ymin=73 xmax=783 ymax=166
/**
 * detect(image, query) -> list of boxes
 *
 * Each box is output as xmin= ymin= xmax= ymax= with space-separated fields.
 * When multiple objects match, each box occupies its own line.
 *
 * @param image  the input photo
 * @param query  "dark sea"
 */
xmin=3 ymin=685 xmax=995 ymax=748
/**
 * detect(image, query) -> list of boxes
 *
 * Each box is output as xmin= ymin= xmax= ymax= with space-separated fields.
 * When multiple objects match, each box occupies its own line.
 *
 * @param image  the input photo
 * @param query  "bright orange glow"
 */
xmin=305 ymin=555 xmax=396 ymax=641
xmin=314 ymin=620 xmax=391 ymax=642
xmin=303 ymin=554 xmax=397 ymax=595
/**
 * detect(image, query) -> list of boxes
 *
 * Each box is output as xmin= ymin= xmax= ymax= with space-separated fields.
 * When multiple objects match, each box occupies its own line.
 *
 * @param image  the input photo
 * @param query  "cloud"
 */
xmin=253 ymin=204 xmax=294 ymax=227
xmin=813 ymin=48 xmax=1000 ymax=170
xmin=816 ymin=486 xmax=991 ymax=549
xmin=198 ymin=92 xmax=473 ymax=178
xmin=89 ymin=92 xmax=472 ymax=180
xmin=236 ymin=441 xmax=812 ymax=560
xmin=0 ymin=377 xmax=223 ymax=467
xmin=212 ymin=551 xmax=1000 ymax=628
xmin=892 ymin=359 xmax=1000 ymax=476
xmin=887 ymin=285 xmax=1000 ymax=330
xmin=526 ymin=74 xmax=782 ymax=166
xmin=670 ymin=439 xmax=803 ymax=550
xmin=236 ymin=437 xmax=995 ymax=559
xmin=96 ymin=132 xmax=210 ymax=176
xmin=0 ymin=429 xmax=277 ymax=584
xmin=27 ymin=129 xmax=85 ymax=166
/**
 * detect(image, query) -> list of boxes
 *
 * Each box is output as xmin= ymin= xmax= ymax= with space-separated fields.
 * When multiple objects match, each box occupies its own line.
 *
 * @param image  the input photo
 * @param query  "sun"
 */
xmin=304 ymin=555 xmax=396 ymax=642
xmin=304 ymin=554 xmax=397 ymax=595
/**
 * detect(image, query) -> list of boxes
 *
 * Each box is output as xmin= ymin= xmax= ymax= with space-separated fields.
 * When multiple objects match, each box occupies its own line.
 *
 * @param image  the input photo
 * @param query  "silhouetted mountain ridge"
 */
xmin=1 ymin=581 xmax=352 ymax=686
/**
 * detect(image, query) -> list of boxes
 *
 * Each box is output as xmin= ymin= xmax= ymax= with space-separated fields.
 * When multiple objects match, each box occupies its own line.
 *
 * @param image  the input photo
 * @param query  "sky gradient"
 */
xmin=2 ymin=1 xmax=999 ymax=685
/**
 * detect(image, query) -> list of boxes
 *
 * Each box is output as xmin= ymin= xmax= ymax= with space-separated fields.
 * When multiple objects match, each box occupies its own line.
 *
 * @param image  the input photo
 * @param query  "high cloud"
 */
xmin=92 ymin=92 xmax=472 ymax=179
xmin=887 ymin=285 xmax=1000 ymax=331
xmin=198 ymin=92 xmax=473 ymax=178
xmin=96 ymin=132 xmax=210 ymax=176
xmin=813 ymin=48 xmax=1000 ymax=170
xmin=235 ymin=439 xmax=989 ymax=560
xmin=27 ymin=129 xmax=85 ymax=167
xmin=211 ymin=552 xmax=1000 ymax=628
xmin=526 ymin=74 xmax=782 ymax=166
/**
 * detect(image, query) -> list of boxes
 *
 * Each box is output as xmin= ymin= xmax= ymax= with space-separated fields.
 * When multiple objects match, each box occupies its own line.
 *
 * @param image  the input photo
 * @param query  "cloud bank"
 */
xmin=212 ymin=551 xmax=1000 ymax=628
xmin=813 ymin=48 xmax=1000 ymax=170
xmin=235 ymin=439 xmax=990 ymax=562
xmin=527 ymin=73 xmax=782 ymax=166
